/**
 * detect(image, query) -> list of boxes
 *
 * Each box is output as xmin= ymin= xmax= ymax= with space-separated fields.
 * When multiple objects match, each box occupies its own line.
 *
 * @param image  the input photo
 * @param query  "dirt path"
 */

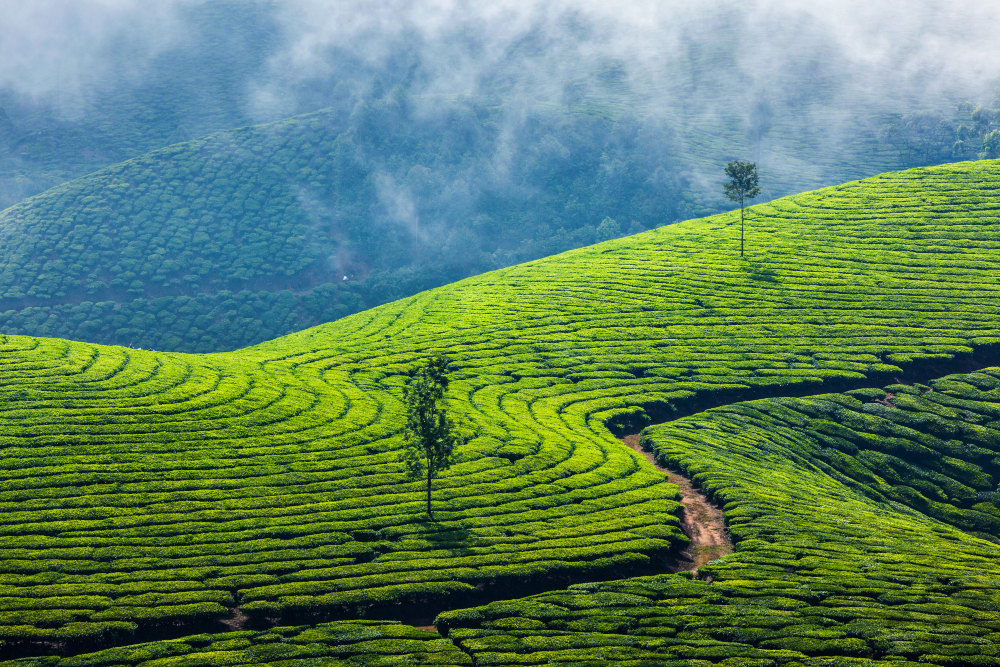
xmin=621 ymin=434 xmax=732 ymax=572
xmin=187 ymin=436 xmax=735 ymax=643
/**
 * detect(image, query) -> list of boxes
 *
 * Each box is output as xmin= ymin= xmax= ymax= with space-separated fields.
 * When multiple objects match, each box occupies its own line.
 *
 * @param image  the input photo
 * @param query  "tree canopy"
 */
xmin=723 ymin=160 xmax=761 ymax=256
xmin=400 ymin=356 xmax=465 ymax=518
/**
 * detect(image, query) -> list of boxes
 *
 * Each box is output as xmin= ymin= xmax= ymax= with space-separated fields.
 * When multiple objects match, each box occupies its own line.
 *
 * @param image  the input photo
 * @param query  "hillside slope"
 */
xmin=1 ymin=84 xmax=996 ymax=354
xmin=440 ymin=369 xmax=1000 ymax=664
xmin=0 ymin=102 xmax=694 ymax=353
xmin=2 ymin=161 xmax=1000 ymax=660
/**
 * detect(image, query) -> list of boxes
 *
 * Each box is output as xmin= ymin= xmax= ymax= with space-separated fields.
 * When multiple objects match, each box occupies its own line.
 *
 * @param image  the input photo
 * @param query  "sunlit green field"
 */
xmin=3 ymin=160 xmax=1000 ymax=664
xmin=440 ymin=368 xmax=1000 ymax=665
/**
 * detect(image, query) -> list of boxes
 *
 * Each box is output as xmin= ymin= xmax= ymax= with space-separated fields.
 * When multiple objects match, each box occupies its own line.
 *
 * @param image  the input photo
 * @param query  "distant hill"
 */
xmin=0 ymin=99 xmax=694 ymax=352
xmin=0 ymin=1 xmax=288 ymax=209
xmin=2 ymin=88 xmax=996 ymax=352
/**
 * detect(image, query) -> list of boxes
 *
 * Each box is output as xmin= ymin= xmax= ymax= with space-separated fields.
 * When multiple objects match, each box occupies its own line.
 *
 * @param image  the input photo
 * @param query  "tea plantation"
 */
xmin=4 ymin=160 xmax=1000 ymax=662
xmin=1 ymin=85 xmax=992 ymax=355
xmin=0 ymin=102 xmax=692 ymax=353
xmin=437 ymin=369 xmax=1000 ymax=665
xmin=0 ymin=620 xmax=471 ymax=667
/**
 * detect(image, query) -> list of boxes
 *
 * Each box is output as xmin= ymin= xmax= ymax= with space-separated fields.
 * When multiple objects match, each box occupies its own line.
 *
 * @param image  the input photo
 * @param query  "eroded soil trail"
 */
xmin=621 ymin=434 xmax=732 ymax=571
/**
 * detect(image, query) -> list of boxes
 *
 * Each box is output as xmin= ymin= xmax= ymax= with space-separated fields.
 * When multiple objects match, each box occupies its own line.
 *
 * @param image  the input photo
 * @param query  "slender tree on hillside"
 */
xmin=400 ymin=356 xmax=465 ymax=519
xmin=723 ymin=160 xmax=762 ymax=257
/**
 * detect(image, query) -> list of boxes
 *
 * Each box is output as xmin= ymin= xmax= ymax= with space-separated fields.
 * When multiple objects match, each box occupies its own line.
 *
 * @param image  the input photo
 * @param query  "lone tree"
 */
xmin=400 ymin=356 xmax=465 ymax=519
xmin=723 ymin=160 xmax=761 ymax=257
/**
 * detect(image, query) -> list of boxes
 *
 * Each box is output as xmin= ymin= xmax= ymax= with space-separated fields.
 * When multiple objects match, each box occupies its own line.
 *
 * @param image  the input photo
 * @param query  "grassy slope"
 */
xmin=0 ymin=40 xmax=973 ymax=355
xmin=1 ymin=621 xmax=471 ymax=667
xmin=2 ymin=161 xmax=1000 ymax=655
xmin=438 ymin=370 xmax=1000 ymax=665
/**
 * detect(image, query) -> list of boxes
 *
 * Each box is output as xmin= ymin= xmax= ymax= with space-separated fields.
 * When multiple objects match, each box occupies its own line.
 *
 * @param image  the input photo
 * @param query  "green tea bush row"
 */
xmin=0 ymin=620 xmax=472 ymax=667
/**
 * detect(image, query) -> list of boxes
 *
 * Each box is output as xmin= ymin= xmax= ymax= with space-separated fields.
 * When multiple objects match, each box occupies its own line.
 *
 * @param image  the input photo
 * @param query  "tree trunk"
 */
xmin=740 ymin=202 xmax=745 ymax=257
xmin=426 ymin=467 xmax=433 ymax=519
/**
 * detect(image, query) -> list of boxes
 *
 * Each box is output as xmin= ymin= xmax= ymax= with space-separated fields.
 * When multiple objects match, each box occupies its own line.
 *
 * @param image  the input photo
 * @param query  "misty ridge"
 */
xmin=0 ymin=0 xmax=997 ymax=352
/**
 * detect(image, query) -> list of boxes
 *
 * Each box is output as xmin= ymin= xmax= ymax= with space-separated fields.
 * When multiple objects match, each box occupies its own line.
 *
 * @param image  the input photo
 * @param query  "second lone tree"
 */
xmin=723 ymin=160 xmax=762 ymax=257
xmin=400 ymin=356 xmax=466 ymax=519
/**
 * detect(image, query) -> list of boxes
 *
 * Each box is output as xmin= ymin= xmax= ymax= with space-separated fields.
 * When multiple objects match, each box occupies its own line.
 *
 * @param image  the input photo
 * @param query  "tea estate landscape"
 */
xmin=0 ymin=159 xmax=998 ymax=665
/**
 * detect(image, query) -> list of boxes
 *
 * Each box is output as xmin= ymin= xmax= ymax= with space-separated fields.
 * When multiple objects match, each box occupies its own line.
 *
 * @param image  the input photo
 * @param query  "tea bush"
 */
xmin=0 ymin=620 xmax=471 ymax=667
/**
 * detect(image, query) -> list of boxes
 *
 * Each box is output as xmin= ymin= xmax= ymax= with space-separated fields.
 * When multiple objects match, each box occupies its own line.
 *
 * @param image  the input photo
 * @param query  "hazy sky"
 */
xmin=0 ymin=0 xmax=997 ymax=216
xmin=1 ymin=0 xmax=997 ymax=115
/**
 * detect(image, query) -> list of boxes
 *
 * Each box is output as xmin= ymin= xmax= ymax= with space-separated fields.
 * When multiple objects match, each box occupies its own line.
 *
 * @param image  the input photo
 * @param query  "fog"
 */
xmin=2 ymin=1 xmax=996 ymax=118
xmin=0 ymin=0 xmax=998 ymax=209
xmin=261 ymin=0 xmax=1000 ymax=105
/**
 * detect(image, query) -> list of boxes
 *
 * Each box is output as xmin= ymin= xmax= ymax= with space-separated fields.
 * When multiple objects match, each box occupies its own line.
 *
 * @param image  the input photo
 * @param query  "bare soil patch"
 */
xmin=621 ymin=434 xmax=732 ymax=572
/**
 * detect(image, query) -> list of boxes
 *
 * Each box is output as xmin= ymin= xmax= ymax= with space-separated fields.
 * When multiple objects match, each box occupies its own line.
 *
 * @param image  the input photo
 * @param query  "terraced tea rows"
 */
xmin=438 ymin=369 xmax=1000 ymax=665
xmin=4 ymin=160 xmax=1000 ymax=657
xmin=0 ymin=620 xmax=470 ymax=667
xmin=0 ymin=336 xmax=684 ymax=650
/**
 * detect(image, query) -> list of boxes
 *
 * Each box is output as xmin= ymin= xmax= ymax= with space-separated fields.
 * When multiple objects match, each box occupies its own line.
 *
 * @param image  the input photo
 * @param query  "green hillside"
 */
xmin=3 ymin=161 xmax=1000 ymax=662
xmin=1 ymin=95 xmax=994 ymax=355
xmin=1 ymin=621 xmax=471 ymax=667
xmin=3 ymin=1 xmax=999 ymax=355
xmin=438 ymin=369 xmax=1000 ymax=665
xmin=0 ymin=101 xmax=696 ymax=353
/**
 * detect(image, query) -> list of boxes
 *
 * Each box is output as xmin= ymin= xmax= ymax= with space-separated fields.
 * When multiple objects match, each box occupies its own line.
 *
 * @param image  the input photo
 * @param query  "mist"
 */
xmin=0 ymin=0 xmax=997 ymax=202
xmin=0 ymin=0 xmax=997 ymax=352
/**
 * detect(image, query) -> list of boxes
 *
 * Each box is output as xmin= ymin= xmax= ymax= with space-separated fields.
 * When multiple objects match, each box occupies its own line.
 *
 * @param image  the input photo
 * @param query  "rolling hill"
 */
xmin=440 ymin=368 xmax=1000 ymax=664
xmin=2 ymin=0 xmax=998 ymax=355
xmin=2 ymin=160 xmax=1000 ymax=664
xmin=0 ymin=94 xmax=992 ymax=355
xmin=0 ymin=101 xmax=694 ymax=353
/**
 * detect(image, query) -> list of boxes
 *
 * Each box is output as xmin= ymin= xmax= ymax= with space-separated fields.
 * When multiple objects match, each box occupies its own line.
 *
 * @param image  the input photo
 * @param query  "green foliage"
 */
xmin=723 ymin=160 xmax=761 ymax=256
xmin=1 ymin=83 xmax=993 ymax=353
xmin=401 ymin=356 xmax=466 ymax=517
xmin=0 ymin=621 xmax=471 ymax=667
xmin=722 ymin=161 xmax=761 ymax=207
xmin=596 ymin=218 xmax=622 ymax=241
xmin=437 ymin=369 xmax=1000 ymax=664
xmin=3 ymin=161 xmax=1000 ymax=656
xmin=883 ymin=101 xmax=1000 ymax=163
xmin=0 ymin=99 xmax=695 ymax=352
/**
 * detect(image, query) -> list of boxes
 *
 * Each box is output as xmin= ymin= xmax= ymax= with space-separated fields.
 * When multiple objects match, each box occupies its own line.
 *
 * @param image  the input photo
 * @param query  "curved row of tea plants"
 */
xmin=436 ymin=369 xmax=1000 ymax=665
xmin=4 ymin=161 xmax=1000 ymax=655
xmin=0 ymin=332 xmax=687 ymax=650
xmin=0 ymin=620 xmax=470 ymax=667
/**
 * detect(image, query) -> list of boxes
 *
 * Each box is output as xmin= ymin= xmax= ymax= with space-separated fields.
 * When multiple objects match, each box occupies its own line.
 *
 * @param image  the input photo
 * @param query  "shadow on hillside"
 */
xmin=421 ymin=525 xmax=476 ymax=557
xmin=606 ymin=341 xmax=1000 ymax=435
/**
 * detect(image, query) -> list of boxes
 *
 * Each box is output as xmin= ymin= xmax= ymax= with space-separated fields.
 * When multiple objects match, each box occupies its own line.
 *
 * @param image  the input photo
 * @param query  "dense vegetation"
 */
xmin=438 ymin=370 xmax=1000 ymax=665
xmin=2 ymin=1 xmax=997 ymax=352
xmin=0 ymin=100 xmax=697 ymax=352
xmin=2 ymin=95 xmax=995 ymax=354
xmin=881 ymin=100 xmax=1000 ymax=165
xmin=0 ymin=621 xmax=471 ymax=667
xmin=3 ymin=161 xmax=1000 ymax=661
